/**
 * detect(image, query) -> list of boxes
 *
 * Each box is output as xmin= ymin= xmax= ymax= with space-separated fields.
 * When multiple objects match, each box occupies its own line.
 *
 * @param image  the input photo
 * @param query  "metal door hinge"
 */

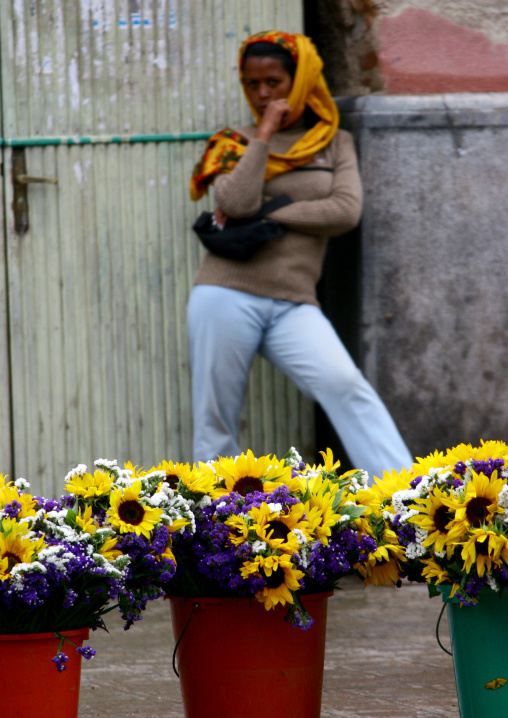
xmin=12 ymin=147 xmax=58 ymax=235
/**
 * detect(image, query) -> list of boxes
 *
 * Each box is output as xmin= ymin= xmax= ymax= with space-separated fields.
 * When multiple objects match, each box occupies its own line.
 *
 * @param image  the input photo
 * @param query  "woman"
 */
xmin=187 ymin=30 xmax=412 ymax=479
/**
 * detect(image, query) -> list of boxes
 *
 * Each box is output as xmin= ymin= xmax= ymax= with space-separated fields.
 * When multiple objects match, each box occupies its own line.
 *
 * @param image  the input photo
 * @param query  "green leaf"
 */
xmin=427 ymin=582 xmax=440 ymax=598
xmin=331 ymin=489 xmax=344 ymax=513
xmin=66 ymin=509 xmax=77 ymax=526
xmin=339 ymin=504 xmax=365 ymax=518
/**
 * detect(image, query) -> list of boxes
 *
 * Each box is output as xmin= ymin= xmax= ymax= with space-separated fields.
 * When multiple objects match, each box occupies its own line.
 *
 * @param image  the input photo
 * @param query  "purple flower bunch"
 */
xmin=0 ymin=458 xmax=194 ymax=669
xmin=166 ymin=449 xmax=379 ymax=627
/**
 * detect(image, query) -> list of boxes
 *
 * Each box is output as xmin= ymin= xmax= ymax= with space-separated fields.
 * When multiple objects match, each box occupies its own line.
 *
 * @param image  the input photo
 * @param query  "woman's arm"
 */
xmin=213 ymin=139 xmax=269 ymax=218
xmin=266 ymin=131 xmax=363 ymax=236
xmin=214 ymin=99 xmax=291 ymax=219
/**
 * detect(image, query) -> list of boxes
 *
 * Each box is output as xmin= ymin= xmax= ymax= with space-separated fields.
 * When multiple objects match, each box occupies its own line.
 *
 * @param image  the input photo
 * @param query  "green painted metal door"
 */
xmin=0 ymin=0 xmax=311 ymax=497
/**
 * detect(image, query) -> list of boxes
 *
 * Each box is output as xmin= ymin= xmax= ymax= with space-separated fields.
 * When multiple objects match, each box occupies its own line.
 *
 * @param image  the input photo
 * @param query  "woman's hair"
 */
xmin=242 ymin=41 xmax=297 ymax=80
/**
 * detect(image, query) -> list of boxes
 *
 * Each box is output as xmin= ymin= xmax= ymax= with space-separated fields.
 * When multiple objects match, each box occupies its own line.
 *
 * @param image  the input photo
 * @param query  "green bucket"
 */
xmin=438 ymin=585 xmax=508 ymax=718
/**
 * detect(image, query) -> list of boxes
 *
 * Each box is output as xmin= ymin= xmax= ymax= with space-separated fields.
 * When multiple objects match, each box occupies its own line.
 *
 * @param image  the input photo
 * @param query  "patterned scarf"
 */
xmin=190 ymin=30 xmax=339 ymax=201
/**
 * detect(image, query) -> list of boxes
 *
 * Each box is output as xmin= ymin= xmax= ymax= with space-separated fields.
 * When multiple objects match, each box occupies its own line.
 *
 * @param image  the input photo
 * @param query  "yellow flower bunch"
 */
xmin=363 ymin=440 xmax=508 ymax=604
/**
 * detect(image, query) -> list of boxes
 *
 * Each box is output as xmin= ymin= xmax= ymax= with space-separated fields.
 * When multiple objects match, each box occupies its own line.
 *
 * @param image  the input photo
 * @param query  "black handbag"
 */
xmin=192 ymin=194 xmax=293 ymax=261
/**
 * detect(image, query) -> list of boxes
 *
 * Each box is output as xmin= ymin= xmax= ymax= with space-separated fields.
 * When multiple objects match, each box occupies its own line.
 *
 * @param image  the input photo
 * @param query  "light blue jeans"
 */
xmin=187 ymin=285 xmax=412 ymax=479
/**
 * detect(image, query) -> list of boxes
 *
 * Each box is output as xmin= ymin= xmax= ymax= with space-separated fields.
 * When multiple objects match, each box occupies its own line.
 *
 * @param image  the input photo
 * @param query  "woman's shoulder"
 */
xmin=324 ymin=128 xmax=358 ymax=166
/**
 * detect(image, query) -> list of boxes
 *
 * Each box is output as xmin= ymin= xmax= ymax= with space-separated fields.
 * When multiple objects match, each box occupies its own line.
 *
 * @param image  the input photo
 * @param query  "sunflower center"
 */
xmin=466 ymin=497 xmax=491 ymax=527
xmin=118 ymin=500 xmax=145 ymax=525
xmin=476 ymin=540 xmax=490 ymax=556
xmin=266 ymin=520 xmax=290 ymax=542
xmin=164 ymin=473 xmax=179 ymax=489
xmin=4 ymin=552 xmax=21 ymax=572
xmin=232 ymin=475 xmax=264 ymax=496
xmin=434 ymin=505 xmax=454 ymax=533
xmin=262 ymin=566 xmax=284 ymax=589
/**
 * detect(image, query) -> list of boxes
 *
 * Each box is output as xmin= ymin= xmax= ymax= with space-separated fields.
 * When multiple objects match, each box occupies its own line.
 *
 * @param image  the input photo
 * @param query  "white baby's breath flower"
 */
xmin=147 ymin=492 xmax=167 ymax=508
xmin=485 ymin=574 xmax=499 ymax=592
xmin=267 ymin=503 xmax=282 ymax=516
xmin=498 ymin=486 xmax=508 ymax=510
xmin=197 ymin=495 xmax=212 ymax=509
xmin=291 ymin=528 xmax=307 ymax=546
xmin=64 ymin=464 xmax=87 ymax=483
xmin=11 ymin=561 xmax=47 ymax=577
xmin=284 ymin=447 xmax=303 ymax=468
xmin=252 ymin=540 xmax=267 ymax=554
xmin=94 ymin=458 xmax=118 ymax=469
xmin=14 ymin=478 xmax=30 ymax=490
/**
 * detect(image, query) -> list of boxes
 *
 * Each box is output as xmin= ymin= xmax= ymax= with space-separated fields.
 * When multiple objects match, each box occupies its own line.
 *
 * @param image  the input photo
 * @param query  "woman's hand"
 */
xmin=212 ymin=207 xmax=228 ymax=230
xmin=255 ymin=99 xmax=291 ymax=143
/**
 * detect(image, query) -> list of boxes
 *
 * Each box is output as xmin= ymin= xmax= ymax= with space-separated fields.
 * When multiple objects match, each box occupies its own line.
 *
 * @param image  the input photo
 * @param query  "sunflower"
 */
xmin=214 ymin=450 xmax=292 ymax=497
xmin=421 ymin=557 xmax=450 ymax=585
xmin=409 ymin=487 xmax=460 ymax=554
xmin=0 ymin=479 xmax=37 ymax=519
xmin=241 ymin=554 xmax=304 ymax=610
xmin=123 ymin=461 xmax=147 ymax=478
xmin=355 ymin=543 xmax=406 ymax=587
xmin=460 ymin=528 xmax=508 ymax=577
xmin=225 ymin=514 xmax=250 ymax=547
xmin=356 ymin=467 xmax=414 ymax=514
xmin=0 ymin=519 xmax=45 ymax=579
xmin=445 ymin=440 xmax=508 ymax=466
xmin=107 ymin=480 xmax=163 ymax=539
xmin=445 ymin=470 xmax=505 ymax=536
xmin=304 ymin=478 xmax=341 ymax=545
xmin=65 ymin=469 xmax=113 ymax=499
xmin=319 ymin=447 xmax=341 ymax=472
xmin=411 ymin=450 xmax=448 ymax=476
xmin=153 ymin=460 xmax=216 ymax=497
xmin=99 ymin=536 xmax=122 ymax=561
xmin=75 ymin=505 xmax=98 ymax=535
xmin=250 ymin=502 xmax=309 ymax=553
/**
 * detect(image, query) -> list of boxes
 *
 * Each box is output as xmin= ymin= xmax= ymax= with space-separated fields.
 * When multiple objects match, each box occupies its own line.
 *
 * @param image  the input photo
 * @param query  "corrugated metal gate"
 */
xmin=0 ymin=0 xmax=313 ymax=496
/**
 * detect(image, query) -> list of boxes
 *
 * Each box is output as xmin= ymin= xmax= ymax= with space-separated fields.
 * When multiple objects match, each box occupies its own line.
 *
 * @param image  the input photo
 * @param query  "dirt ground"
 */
xmin=78 ymin=577 xmax=459 ymax=718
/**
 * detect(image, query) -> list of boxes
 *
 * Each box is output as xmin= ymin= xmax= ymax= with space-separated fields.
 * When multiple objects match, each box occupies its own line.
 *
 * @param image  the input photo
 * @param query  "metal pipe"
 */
xmin=0 ymin=132 xmax=214 ymax=147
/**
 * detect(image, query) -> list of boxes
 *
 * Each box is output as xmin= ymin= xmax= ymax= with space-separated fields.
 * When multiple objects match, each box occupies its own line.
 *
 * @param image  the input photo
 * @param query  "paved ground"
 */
xmin=78 ymin=577 xmax=459 ymax=718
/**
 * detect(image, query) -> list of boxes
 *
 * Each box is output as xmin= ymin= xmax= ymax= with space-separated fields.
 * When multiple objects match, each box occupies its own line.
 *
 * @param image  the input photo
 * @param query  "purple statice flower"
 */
xmin=76 ymin=645 xmax=96 ymax=660
xmin=410 ymin=476 xmax=423 ymax=489
xmin=454 ymin=461 xmax=467 ymax=475
xmin=115 ymin=533 xmax=150 ymax=560
xmin=494 ymin=564 xmax=508 ymax=582
xmin=34 ymin=496 xmax=64 ymax=512
xmin=285 ymin=603 xmax=314 ymax=630
xmin=62 ymin=589 xmax=78 ymax=609
xmin=457 ymin=571 xmax=487 ymax=606
xmin=3 ymin=500 xmax=21 ymax=518
xmin=357 ymin=535 xmax=377 ymax=563
xmin=52 ymin=651 xmax=69 ymax=672
xmin=395 ymin=521 xmax=416 ymax=548
xmin=151 ymin=525 xmax=170 ymax=555
xmin=472 ymin=458 xmax=505 ymax=478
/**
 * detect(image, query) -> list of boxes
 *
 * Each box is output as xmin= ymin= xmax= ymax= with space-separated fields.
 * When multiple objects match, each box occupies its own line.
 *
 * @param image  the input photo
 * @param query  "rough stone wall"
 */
xmin=305 ymin=0 xmax=508 ymax=95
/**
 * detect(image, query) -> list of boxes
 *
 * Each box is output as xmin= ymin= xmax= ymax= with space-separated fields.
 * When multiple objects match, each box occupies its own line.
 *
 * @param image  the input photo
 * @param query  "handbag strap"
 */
xmin=251 ymin=193 xmax=293 ymax=220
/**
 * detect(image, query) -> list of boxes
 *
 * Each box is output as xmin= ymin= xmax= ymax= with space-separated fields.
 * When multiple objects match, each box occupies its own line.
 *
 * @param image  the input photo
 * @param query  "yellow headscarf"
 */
xmin=190 ymin=30 xmax=339 ymax=201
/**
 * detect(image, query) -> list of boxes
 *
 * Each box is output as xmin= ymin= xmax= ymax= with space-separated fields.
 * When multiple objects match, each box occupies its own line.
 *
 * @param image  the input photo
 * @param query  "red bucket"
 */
xmin=0 ymin=627 xmax=89 ymax=718
xmin=170 ymin=592 xmax=332 ymax=718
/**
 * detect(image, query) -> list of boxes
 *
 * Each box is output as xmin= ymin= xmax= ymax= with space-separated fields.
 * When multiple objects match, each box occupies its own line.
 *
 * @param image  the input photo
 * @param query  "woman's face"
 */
xmin=242 ymin=56 xmax=293 ymax=116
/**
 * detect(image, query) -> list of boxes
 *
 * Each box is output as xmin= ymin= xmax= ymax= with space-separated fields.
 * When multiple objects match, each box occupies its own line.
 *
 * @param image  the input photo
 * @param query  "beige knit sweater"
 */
xmin=193 ymin=120 xmax=363 ymax=306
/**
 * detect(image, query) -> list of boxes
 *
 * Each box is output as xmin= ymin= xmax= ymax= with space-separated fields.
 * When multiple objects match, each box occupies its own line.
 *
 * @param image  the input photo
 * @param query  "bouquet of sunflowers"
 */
xmin=152 ymin=447 xmax=383 ymax=628
xmin=353 ymin=440 xmax=508 ymax=605
xmin=0 ymin=458 xmax=192 ymax=669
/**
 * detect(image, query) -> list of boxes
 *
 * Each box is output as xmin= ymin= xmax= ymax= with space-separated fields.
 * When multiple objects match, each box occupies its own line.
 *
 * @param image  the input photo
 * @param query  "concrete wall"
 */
xmin=305 ymin=1 xmax=508 ymax=95
xmin=325 ymin=93 xmax=508 ymax=458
